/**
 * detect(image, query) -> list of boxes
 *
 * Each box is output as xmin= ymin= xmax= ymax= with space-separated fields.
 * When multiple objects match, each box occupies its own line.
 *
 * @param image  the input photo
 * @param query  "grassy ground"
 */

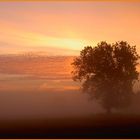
xmin=0 ymin=113 xmax=140 ymax=138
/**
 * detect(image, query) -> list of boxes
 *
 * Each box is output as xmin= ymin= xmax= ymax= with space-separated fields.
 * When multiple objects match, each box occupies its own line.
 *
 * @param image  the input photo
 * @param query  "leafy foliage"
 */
xmin=72 ymin=41 xmax=139 ymax=113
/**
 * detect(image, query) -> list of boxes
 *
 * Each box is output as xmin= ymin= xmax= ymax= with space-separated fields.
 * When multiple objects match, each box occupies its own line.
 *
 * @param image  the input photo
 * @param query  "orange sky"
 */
xmin=0 ymin=1 xmax=140 ymax=55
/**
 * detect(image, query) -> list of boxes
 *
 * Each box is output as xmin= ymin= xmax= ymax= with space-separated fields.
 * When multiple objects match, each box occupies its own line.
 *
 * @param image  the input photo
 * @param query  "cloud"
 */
xmin=39 ymin=82 xmax=79 ymax=92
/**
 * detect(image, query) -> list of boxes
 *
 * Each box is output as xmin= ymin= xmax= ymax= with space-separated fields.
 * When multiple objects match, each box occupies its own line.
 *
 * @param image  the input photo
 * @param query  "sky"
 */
xmin=0 ymin=1 xmax=140 ymax=55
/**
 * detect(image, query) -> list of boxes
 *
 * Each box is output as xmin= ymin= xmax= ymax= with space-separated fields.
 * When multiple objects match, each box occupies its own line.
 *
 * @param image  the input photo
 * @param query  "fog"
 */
xmin=0 ymin=89 xmax=103 ymax=120
xmin=0 ymin=55 xmax=140 ymax=120
xmin=0 ymin=55 xmax=103 ymax=120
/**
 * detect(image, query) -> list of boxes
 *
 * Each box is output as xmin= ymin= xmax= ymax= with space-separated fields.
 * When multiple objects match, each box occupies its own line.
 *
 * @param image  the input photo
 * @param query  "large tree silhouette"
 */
xmin=72 ymin=41 xmax=139 ymax=113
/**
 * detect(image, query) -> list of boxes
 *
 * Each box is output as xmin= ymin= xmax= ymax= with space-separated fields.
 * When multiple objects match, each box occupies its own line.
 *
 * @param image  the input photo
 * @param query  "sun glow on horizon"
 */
xmin=0 ymin=2 xmax=140 ymax=55
xmin=0 ymin=21 xmax=91 ymax=55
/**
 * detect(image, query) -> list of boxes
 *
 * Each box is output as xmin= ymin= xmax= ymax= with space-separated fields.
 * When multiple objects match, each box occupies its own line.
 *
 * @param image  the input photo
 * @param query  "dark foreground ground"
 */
xmin=0 ymin=114 xmax=140 ymax=138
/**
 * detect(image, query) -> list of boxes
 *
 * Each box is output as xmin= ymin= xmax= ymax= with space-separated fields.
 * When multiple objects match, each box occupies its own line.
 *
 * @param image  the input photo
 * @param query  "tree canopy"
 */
xmin=72 ymin=41 xmax=139 ymax=113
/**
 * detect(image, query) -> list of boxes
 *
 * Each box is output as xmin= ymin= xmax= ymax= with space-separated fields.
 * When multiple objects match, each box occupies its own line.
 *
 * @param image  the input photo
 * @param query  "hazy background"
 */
xmin=0 ymin=55 xmax=103 ymax=120
xmin=0 ymin=2 xmax=140 ymax=120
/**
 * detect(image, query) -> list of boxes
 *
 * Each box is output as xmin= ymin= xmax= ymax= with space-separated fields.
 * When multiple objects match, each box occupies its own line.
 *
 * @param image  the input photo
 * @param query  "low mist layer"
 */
xmin=0 ymin=55 xmax=102 ymax=120
xmin=0 ymin=55 xmax=140 ymax=120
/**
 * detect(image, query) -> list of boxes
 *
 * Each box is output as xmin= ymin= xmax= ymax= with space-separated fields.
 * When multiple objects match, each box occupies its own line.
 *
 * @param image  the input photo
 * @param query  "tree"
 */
xmin=72 ymin=41 xmax=139 ymax=113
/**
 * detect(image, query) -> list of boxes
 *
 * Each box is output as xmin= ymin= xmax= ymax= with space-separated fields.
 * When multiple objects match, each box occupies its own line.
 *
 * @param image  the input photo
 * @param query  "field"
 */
xmin=0 ymin=114 xmax=140 ymax=138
